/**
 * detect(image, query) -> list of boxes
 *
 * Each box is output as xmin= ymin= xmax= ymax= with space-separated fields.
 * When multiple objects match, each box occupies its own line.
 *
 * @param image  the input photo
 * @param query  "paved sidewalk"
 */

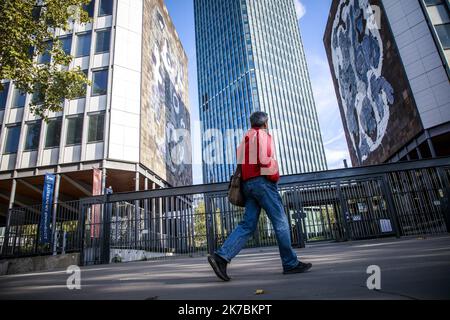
xmin=1 ymin=236 xmax=449 ymax=300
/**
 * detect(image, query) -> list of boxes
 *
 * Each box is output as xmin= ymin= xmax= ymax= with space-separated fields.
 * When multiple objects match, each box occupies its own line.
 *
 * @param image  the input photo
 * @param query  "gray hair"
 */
xmin=250 ymin=111 xmax=269 ymax=128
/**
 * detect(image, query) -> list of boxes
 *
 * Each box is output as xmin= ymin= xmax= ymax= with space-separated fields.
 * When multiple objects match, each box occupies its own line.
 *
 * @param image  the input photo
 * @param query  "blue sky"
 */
xmin=164 ymin=0 xmax=350 ymax=184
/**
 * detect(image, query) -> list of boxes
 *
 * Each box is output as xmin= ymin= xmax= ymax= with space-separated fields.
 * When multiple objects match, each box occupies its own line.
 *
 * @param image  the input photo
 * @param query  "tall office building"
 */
xmin=324 ymin=0 xmax=450 ymax=166
xmin=194 ymin=0 xmax=328 ymax=183
xmin=0 ymin=0 xmax=192 ymax=225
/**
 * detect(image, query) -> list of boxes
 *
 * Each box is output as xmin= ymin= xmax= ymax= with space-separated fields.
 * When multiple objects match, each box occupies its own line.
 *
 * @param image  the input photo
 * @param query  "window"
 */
xmin=0 ymin=82 xmax=9 ymax=110
xmin=424 ymin=0 xmax=443 ymax=6
xmin=45 ymin=118 xmax=62 ymax=148
xmin=24 ymin=121 xmax=41 ymax=151
xmin=32 ymin=6 xmax=42 ymax=21
xmin=75 ymin=33 xmax=92 ymax=57
xmin=435 ymin=24 xmax=450 ymax=49
xmin=28 ymin=46 xmax=35 ymax=59
xmin=74 ymin=70 xmax=89 ymax=99
xmin=66 ymin=115 xmax=84 ymax=145
xmin=83 ymin=0 xmax=95 ymax=18
xmin=95 ymin=29 xmax=111 ymax=53
xmin=92 ymin=69 xmax=108 ymax=96
xmin=88 ymin=113 xmax=105 ymax=142
xmin=60 ymin=36 xmax=73 ymax=55
xmin=98 ymin=0 xmax=113 ymax=16
xmin=4 ymin=125 xmax=21 ymax=154
xmin=37 ymin=40 xmax=52 ymax=64
xmin=32 ymin=83 xmax=45 ymax=105
xmin=11 ymin=88 xmax=26 ymax=108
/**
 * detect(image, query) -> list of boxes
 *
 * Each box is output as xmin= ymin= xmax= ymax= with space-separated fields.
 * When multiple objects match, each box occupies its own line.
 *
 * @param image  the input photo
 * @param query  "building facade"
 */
xmin=194 ymin=0 xmax=328 ymax=184
xmin=421 ymin=0 xmax=450 ymax=78
xmin=324 ymin=0 xmax=450 ymax=166
xmin=0 ymin=0 xmax=192 ymax=226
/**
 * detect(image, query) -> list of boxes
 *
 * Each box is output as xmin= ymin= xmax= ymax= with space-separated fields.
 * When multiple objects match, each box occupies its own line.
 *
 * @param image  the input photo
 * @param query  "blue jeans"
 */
xmin=216 ymin=176 xmax=299 ymax=271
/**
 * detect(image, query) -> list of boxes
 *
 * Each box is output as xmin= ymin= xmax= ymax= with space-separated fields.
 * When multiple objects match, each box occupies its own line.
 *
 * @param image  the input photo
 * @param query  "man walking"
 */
xmin=208 ymin=112 xmax=312 ymax=281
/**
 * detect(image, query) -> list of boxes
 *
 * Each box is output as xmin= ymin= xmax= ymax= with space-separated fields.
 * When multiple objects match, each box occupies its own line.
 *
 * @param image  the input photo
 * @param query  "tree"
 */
xmin=0 ymin=0 xmax=91 ymax=120
xmin=194 ymin=201 xmax=207 ymax=248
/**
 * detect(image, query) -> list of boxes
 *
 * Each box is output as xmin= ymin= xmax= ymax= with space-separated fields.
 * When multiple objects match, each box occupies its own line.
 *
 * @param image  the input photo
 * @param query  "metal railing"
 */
xmin=78 ymin=157 xmax=450 ymax=265
xmin=1 ymin=201 xmax=82 ymax=258
xmin=0 ymin=227 xmax=4 ymax=255
xmin=1 ymin=157 xmax=449 ymax=265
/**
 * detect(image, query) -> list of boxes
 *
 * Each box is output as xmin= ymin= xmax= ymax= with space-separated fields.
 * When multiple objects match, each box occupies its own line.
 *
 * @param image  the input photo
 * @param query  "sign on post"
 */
xmin=39 ymin=174 xmax=56 ymax=244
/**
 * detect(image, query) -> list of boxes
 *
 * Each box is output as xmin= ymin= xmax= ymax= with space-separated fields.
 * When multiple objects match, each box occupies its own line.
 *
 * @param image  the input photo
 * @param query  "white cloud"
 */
xmin=294 ymin=0 xmax=306 ymax=20
xmin=324 ymin=130 xmax=345 ymax=146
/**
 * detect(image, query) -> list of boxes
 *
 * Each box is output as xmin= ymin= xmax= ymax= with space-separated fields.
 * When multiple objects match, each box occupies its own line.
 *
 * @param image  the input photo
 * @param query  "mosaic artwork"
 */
xmin=141 ymin=0 xmax=192 ymax=187
xmin=331 ymin=0 xmax=394 ymax=163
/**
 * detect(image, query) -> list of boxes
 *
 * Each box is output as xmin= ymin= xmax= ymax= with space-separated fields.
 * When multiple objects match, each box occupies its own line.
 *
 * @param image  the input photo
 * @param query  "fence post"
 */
xmin=34 ymin=208 xmax=41 ymax=255
xmin=298 ymin=192 xmax=306 ymax=248
xmin=52 ymin=229 xmax=59 ymax=255
xmin=205 ymin=195 xmax=215 ymax=256
xmin=291 ymin=189 xmax=305 ymax=248
xmin=144 ymin=178 xmax=149 ymax=251
xmin=295 ymin=210 xmax=305 ymax=248
xmin=1 ymin=209 xmax=12 ymax=257
xmin=79 ymin=204 xmax=87 ymax=266
xmin=437 ymin=167 xmax=450 ymax=233
xmin=134 ymin=169 xmax=140 ymax=250
xmin=336 ymin=182 xmax=350 ymax=241
xmin=381 ymin=174 xmax=401 ymax=238
xmin=101 ymin=195 xmax=112 ymax=264
xmin=52 ymin=174 xmax=61 ymax=256
xmin=6 ymin=179 xmax=17 ymax=256
xmin=62 ymin=231 xmax=67 ymax=255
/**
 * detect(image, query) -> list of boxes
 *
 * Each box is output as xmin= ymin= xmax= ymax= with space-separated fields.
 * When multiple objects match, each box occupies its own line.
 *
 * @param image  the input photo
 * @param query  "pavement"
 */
xmin=0 ymin=235 xmax=449 ymax=300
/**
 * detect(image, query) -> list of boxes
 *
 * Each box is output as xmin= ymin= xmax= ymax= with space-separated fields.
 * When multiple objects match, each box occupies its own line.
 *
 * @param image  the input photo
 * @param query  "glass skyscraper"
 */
xmin=194 ymin=0 xmax=327 ymax=183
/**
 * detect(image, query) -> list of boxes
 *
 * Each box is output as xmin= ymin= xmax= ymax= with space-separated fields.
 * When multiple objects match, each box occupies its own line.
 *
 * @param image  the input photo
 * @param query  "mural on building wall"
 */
xmin=141 ymin=0 xmax=192 ymax=187
xmin=331 ymin=0 xmax=393 ymax=163
xmin=325 ymin=0 xmax=423 ymax=166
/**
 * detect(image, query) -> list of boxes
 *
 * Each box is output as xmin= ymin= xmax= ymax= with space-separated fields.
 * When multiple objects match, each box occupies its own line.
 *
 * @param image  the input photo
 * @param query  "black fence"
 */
xmin=1 ymin=157 xmax=449 ymax=265
xmin=78 ymin=157 xmax=450 ymax=265
xmin=1 ymin=201 xmax=82 ymax=258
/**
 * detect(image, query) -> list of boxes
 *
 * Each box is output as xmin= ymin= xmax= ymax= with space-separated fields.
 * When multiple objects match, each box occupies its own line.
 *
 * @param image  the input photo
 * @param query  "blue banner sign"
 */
xmin=39 ymin=174 xmax=56 ymax=244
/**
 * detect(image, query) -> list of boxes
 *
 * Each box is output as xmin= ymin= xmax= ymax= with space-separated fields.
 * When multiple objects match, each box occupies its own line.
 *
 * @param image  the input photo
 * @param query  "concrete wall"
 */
xmin=0 ymin=253 xmax=80 ymax=276
xmin=110 ymin=249 xmax=172 ymax=263
xmin=108 ymin=0 xmax=143 ymax=163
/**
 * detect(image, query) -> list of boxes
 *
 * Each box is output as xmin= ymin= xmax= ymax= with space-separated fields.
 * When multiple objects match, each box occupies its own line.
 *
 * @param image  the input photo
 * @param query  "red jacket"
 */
xmin=237 ymin=128 xmax=280 ymax=183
